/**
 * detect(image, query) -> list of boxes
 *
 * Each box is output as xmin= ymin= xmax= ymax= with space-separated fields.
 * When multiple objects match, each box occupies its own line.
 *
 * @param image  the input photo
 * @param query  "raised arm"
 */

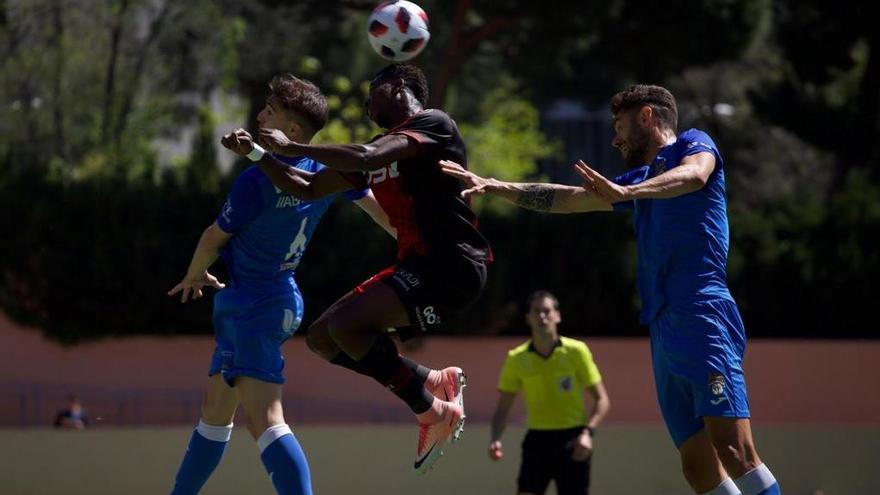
xmin=439 ymin=160 xmax=612 ymax=213
xmin=576 ymin=153 xmax=716 ymax=202
xmin=259 ymin=129 xmax=418 ymax=173
xmin=260 ymin=163 xmax=356 ymax=201
xmin=221 ymin=128 xmax=355 ymax=200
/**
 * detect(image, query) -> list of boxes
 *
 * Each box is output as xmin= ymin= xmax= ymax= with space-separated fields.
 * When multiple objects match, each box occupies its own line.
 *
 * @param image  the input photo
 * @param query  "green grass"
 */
xmin=0 ymin=424 xmax=877 ymax=494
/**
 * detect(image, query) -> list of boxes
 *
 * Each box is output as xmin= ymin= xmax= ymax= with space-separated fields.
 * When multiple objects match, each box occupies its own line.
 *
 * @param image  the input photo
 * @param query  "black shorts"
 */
xmin=354 ymin=253 xmax=487 ymax=340
xmin=518 ymin=428 xmax=592 ymax=495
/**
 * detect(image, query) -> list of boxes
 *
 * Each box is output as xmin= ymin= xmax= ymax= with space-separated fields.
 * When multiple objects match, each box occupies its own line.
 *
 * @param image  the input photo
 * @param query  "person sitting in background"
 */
xmin=54 ymin=395 xmax=89 ymax=430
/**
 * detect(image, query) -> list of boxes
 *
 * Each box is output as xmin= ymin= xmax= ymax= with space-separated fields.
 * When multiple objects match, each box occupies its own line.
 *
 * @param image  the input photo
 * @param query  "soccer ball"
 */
xmin=367 ymin=1 xmax=430 ymax=62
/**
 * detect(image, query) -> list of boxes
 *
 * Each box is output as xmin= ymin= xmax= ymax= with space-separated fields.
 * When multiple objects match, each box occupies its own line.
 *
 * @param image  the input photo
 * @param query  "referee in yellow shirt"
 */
xmin=489 ymin=290 xmax=610 ymax=495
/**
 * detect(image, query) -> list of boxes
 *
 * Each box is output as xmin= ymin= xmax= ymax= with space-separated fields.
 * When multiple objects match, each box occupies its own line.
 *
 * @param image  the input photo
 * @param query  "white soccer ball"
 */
xmin=367 ymin=1 xmax=431 ymax=62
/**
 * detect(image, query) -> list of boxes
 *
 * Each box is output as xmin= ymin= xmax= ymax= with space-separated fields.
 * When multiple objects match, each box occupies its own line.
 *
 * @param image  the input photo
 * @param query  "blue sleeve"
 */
xmin=678 ymin=129 xmax=722 ymax=168
xmin=342 ymin=187 xmax=369 ymax=201
xmin=216 ymin=170 xmax=263 ymax=233
xmin=309 ymin=160 xmax=368 ymax=202
xmin=611 ymin=166 xmax=650 ymax=211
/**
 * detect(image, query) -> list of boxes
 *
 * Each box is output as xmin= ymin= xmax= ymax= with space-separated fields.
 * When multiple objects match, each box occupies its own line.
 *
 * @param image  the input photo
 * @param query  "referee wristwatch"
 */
xmin=584 ymin=426 xmax=596 ymax=437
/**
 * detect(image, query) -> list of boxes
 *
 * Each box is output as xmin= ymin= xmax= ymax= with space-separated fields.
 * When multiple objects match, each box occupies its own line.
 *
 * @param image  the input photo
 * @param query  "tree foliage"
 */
xmin=0 ymin=1 xmax=878 ymax=342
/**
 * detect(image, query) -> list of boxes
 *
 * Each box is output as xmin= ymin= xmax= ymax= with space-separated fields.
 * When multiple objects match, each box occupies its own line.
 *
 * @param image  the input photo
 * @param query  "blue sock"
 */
xmin=170 ymin=420 xmax=233 ymax=495
xmin=258 ymin=424 xmax=312 ymax=495
xmin=734 ymin=464 xmax=781 ymax=495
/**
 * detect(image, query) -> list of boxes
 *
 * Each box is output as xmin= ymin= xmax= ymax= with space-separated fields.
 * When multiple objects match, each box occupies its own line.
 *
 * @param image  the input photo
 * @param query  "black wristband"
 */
xmin=584 ymin=426 xmax=595 ymax=436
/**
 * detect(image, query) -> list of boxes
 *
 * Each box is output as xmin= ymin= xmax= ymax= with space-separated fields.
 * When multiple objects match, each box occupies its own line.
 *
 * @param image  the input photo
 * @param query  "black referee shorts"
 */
xmin=518 ymin=427 xmax=592 ymax=495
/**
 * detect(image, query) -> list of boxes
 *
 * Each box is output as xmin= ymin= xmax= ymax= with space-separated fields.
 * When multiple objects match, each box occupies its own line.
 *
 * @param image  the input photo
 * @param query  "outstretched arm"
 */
xmin=439 ymin=160 xmax=612 ymax=213
xmin=260 ymin=129 xmax=418 ymax=172
xmin=221 ymin=128 xmax=354 ymax=200
xmin=576 ymin=153 xmax=716 ymax=202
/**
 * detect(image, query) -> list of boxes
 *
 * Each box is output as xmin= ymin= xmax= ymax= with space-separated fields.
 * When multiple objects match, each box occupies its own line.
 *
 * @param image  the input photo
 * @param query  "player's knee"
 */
xmin=200 ymin=396 xmax=234 ymax=425
xmin=245 ymin=415 xmax=286 ymax=441
xmin=712 ymin=438 xmax=759 ymax=472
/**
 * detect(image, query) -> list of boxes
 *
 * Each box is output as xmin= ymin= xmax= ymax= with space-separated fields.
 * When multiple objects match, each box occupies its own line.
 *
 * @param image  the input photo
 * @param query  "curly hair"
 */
xmin=268 ymin=74 xmax=328 ymax=135
xmin=610 ymin=84 xmax=678 ymax=131
xmin=371 ymin=63 xmax=429 ymax=107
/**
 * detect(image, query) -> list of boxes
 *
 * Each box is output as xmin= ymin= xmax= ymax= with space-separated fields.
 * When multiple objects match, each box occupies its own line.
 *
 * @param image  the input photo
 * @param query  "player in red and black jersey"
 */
xmin=228 ymin=64 xmax=491 ymax=472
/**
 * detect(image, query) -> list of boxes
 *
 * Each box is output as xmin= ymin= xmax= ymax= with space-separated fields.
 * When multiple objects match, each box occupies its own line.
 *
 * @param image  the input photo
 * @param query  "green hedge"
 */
xmin=1 ymin=169 xmax=877 ymax=343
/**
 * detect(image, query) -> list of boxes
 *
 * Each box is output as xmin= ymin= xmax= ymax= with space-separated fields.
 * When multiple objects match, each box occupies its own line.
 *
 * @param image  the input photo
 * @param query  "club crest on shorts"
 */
xmin=559 ymin=376 xmax=573 ymax=392
xmin=709 ymin=373 xmax=725 ymax=396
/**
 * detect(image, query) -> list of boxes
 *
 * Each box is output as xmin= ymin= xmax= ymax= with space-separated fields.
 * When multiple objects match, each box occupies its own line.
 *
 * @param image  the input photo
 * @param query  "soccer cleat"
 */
xmin=425 ymin=366 xmax=467 ymax=441
xmin=413 ymin=399 xmax=465 ymax=474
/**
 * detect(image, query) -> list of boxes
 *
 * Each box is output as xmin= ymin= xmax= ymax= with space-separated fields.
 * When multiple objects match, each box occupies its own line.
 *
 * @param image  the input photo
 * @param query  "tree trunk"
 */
xmin=50 ymin=0 xmax=68 ymax=161
xmin=430 ymin=0 xmax=520 ymax=108
xmin=101 ymin=0 xmax=129 ymax=143
xmin=114 ymin=1 xmax=173 ymax=143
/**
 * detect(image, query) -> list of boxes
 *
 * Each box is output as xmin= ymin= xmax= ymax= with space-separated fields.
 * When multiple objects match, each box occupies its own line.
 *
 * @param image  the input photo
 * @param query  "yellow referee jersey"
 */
xmin=497 ymin=336 xmax=602 ymax=430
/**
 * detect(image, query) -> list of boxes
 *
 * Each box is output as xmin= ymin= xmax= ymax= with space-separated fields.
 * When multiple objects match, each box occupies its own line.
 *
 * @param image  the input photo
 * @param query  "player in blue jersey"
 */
xmin=440 ymin=85 xmax=782 ymax=495
xmin=165 ymin=74 xmax=391 ymax=495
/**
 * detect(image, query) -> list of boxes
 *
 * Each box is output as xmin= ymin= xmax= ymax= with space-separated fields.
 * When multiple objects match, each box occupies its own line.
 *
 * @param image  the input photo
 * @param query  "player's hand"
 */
xmin=575 ymin=160 xmax=631 ymax=203
xmin=488 ymin=440 xmax=504 ymax=461
xmin=566 ymin=430 xmax=593 ymax=462
xmin=220 ymin=128 xmax=255 ymax=155
xmin=258 ymin=128 xmax=294 ymax=155
xmin=439 ymin=160 xmax=492 ymax=198
xmin=167 ymin=271 xmax=226 ymax=303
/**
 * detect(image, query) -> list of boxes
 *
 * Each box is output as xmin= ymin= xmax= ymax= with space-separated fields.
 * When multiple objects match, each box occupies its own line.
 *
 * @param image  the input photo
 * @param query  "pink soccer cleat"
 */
xmin=425 ymin=366 xmax=467 ymax=413
xmin=413 ymin=398 xmax=465 ymax=474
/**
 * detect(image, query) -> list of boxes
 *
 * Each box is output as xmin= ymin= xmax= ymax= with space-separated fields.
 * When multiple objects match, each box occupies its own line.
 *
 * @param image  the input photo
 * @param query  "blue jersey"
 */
xmin=216 ymin=156 xmax=367 ymax=292
xmin=613 ymin=129 xmax=731 ymax=324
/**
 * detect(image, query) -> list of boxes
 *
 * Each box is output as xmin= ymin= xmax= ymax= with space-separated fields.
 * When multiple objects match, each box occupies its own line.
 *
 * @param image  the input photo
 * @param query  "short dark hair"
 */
xmin=371 ymin=63 xmax=429 ymax=107
xmin=268 ymin=74 xmax=328 ymax=135
xmin=611 ymin=84 xmax=678 ymax=131
xmin=526 ymin=290 xmax=560 ymax=311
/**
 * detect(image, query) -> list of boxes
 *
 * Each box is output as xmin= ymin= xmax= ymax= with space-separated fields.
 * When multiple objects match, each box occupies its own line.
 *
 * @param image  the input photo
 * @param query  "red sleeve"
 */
xmin=394 ymin=129 xmax=429 ymax=147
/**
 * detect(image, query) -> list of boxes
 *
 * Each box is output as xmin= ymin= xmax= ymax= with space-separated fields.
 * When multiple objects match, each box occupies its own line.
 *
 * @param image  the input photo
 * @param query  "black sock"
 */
xmin=356 ymin=334 xmax=434 ymax=414
xmin=330 ymin=351 xmax=369 ymax=376
xmin=399 ymin=354 xmax=430 ymax=385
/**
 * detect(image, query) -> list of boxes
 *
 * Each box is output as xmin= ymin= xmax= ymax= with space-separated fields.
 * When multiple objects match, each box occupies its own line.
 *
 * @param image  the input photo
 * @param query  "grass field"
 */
xmin=0 ymin=424 xmax=877 ymax=494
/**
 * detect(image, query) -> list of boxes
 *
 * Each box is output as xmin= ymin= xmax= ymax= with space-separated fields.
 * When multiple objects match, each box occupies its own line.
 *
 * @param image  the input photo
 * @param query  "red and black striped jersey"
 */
xmin=347 ymin=109 xmax=492 ymax=262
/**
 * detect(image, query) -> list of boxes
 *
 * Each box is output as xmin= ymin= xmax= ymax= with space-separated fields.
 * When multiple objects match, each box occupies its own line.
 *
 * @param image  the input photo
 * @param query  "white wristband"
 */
xmin=246 ymin=143 xmax=266 ymax=162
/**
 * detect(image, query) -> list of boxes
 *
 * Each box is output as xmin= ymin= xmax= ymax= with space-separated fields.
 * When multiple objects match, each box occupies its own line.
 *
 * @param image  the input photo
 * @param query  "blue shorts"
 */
xmin=650 ymin=298 xmax=751 ymax=447
xmin=208 ymin=285 xmax=304 ymax=386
